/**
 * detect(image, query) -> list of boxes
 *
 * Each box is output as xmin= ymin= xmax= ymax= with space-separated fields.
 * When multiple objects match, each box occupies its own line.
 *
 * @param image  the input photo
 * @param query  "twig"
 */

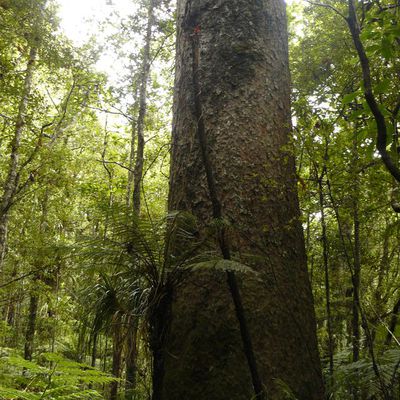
xmin=306 ymin=0 xmax=348 ymax=20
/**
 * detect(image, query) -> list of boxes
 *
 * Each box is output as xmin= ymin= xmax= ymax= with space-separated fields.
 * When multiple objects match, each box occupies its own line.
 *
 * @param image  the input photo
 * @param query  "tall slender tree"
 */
xmin=165 ymin=1 xmax=324 ymax=399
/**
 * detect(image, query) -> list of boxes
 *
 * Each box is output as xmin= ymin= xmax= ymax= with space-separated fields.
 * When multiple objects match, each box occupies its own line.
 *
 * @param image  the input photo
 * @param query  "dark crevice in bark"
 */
xmin=189 ymin=29 xmax=265 ymax=400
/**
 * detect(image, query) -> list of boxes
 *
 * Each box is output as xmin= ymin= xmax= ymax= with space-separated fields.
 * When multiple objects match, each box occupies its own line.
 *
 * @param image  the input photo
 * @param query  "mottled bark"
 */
xmin=132 ymin=0 xmax=156 ymax=213
xmin=165 ymin=1 xmax=324 ymax=399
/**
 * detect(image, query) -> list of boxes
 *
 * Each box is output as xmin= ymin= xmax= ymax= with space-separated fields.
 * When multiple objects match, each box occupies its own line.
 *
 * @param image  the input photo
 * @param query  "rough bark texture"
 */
xmin=165 ymin=1 xmax=324 ymax=399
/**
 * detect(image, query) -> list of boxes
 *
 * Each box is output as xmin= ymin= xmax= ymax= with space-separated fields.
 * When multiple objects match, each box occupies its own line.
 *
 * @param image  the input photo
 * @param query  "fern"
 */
xmin=331 ymin=347 xmax=400 ymax=399
xmin=0 ymin=351 xmax=116 ymax=400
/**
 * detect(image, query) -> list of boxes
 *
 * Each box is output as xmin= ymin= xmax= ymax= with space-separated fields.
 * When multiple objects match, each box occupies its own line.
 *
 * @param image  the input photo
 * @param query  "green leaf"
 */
xmin=375 ymin=78 xmax=390 ymax=94
xmin=0 ymin=387 xmax=39 ymax=400
xmin=342 ymin=92 xmax=358 ymax=105
xmin=381 ymin=37 xmax=393 ymax=59
xmin=189 ymin=259 xmax=257 ymax=274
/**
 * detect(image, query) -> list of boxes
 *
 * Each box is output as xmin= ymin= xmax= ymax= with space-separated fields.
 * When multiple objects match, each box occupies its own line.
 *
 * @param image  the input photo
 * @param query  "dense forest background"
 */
xmin=0 ymin=0 xmax=399 ymax=399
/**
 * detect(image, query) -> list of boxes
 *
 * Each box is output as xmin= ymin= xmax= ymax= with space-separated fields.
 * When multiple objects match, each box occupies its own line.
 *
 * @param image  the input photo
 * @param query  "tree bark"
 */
xmin=165 ymin=1 xmax=324 ymax=399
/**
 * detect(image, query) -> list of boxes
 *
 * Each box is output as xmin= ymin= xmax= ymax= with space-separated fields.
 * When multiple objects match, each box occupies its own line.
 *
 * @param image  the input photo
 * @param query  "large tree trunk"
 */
xmin=165 ymin=1 xmax=324 ymax=399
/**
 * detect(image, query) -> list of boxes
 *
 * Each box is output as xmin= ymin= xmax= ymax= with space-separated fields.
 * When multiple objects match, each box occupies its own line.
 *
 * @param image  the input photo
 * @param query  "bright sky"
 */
xmin=56 ymin=0 xmax=301 ymax=93
xmin=57 ymin=0 xmax=134 ymax=45
xmin=57 ymin=0 xmax=298 ymax=45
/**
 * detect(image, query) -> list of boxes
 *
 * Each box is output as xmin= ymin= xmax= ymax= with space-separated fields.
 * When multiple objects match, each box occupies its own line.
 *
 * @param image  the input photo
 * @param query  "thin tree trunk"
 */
xmin=91 ymin=331 xmax=98 ymax=368
xmin=385 ymin=298 xmax=400 ymax=346
xmin=0 ymin=46 xmax=37 ymax=271
xmin=126 ymin=120 xmax=137 ymax=209
xmin=110 ymin=322 xmax=123 ymax=400
xmin=125 ymin=324 xmax=138 ymax=400
xmin=352 ymin=133 xmax=361 ymax=400
xmin=132 ymin=0 xmax=156 ymax=213
xmin=317 ymin=175 xmax=334 ymax=387
xmin=24 ymin=292 xmax=38 ymax=361
xmin=150 ymin=283 xmax=173 ymax=400
xmin=23 ymin=190 xmax=49 ymax=363
xmin=126 ymin=3 xmax=156 ymax=395
xmin=327 ymin=180 xmax=391 ymax=400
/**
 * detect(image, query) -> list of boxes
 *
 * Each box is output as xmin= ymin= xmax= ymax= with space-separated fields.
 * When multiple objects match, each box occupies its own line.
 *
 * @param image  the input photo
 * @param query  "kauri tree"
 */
xmin=164 ymin=0 xmax=325 ymax=399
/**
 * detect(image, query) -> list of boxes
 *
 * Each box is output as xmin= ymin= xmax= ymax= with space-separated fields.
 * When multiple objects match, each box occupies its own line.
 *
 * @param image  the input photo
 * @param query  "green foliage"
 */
xmin=0 ymin=351 xmax=116 ymax=399
xmin=332 ymin=348 xmax=400 ymax=399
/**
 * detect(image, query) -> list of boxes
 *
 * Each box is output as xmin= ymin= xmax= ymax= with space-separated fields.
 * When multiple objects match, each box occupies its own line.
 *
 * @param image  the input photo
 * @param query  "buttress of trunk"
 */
xmin=132 ymin=0 xmax=155 ymax=214
xmin=0 ymin=46 xmax=37 ymax=272
xmin=166 ymin=1 xmax=325 ymax=399
xmin=24 ymin=294 xmax=39 ymax=362
xmin=125 ymin=323 xmax=139 ymax=400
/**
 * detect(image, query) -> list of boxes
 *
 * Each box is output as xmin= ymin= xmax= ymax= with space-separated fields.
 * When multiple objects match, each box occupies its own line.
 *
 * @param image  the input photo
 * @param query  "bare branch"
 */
xmin=97 ymin=159 xmax=134 ymax=172
xmin=306 ymin=0 xmax=348 ymax=20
